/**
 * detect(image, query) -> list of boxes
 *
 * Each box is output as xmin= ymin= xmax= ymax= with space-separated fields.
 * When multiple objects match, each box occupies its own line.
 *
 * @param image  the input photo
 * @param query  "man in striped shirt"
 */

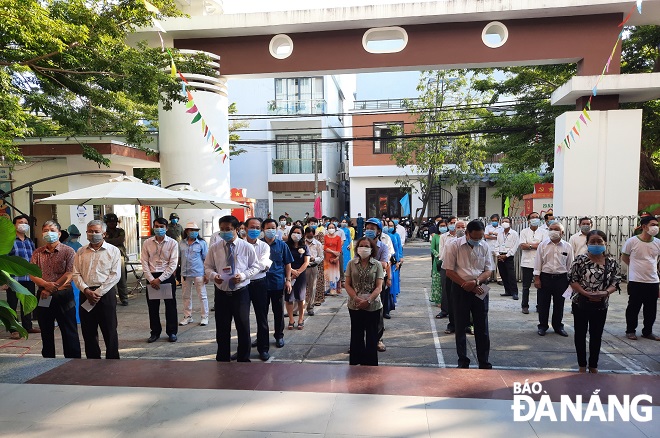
xmin=7 ymin=215 xmax=39 ymax=339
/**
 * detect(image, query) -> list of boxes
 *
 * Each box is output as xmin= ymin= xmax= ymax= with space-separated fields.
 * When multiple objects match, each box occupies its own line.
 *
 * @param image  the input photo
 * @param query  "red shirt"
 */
xmin=31 ymin=243 xmax=75 ymax=284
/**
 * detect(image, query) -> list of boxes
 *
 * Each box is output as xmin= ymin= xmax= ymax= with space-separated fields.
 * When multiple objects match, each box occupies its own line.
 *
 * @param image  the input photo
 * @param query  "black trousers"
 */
xmin=572 ymin=303 xmax=607 ymax=368
xmin=37 ymin=288 xmax=81 ymax=359
xmin=454 ymin=286 xmax=490 ymax=368
xmin=79 ymin=286 xmax=119 ymax=359
xmin=625 ymin=281 xmax=659 ymax=336
xmin=349 ymin=308 xmax=381 ymax=366
xmin=249 ymin=278 xmax=269 ymax=353
xmin=445 ymin=275 xmax=456 ymax=331
xmin=381 ymin=281 xmax=392 ymax=315
xmin=7 ymin=280 xmax=36 ymax=331
xmin=439 ymin=267 xmax=449 ymax=314
xmin=521 ymin=267 xmax=535 ymax=309
xmin=538 ymin=273 xmax=568 ymax=331
xmin=497 ymin=255 xmax=518 ymax=296
xmin=117 ymin=257 xmax=128 ymax=302
xmin=267 ymin=289 xmax=285 ymax=341
xmin=215 ymin=286 xmax=250 ymax=362
xmin=146 ymin=272 xmax=178 ymax=337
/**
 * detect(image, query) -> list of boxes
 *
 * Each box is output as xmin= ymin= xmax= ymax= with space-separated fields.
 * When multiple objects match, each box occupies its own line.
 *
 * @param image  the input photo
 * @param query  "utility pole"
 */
xmin=313 ymin=141 xmax=319 ymax=213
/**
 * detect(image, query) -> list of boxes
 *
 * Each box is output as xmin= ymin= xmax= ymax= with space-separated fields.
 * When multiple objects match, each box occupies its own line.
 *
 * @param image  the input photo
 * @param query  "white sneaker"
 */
xmin=200 ymin=317 xmax=209 ymax=326
xmin=179 ymin=316 xmax=193 ymax=326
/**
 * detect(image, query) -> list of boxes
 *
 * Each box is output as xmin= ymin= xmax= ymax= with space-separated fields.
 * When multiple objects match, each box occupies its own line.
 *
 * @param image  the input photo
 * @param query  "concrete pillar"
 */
xmin=158 ymin=60 xmax=230 ymax=235
xmin=553 ymin=109 xmax=642 ymax=216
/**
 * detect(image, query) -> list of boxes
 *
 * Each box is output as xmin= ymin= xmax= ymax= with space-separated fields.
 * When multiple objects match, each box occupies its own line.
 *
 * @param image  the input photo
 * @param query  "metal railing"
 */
xmin=267 ymin=99 xmax=327 ymax=115
xmin=272 ymin=158 xmax=323 ymax=175
xmin=353 ymin=98 xmax=420 ymax=110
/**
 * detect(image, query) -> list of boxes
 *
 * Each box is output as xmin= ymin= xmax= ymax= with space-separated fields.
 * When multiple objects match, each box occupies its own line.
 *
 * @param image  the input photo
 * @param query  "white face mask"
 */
xmin=305 ymin=237 xmax=314 ymax=243
xmin=327 ymin=229 xmax=336 ymax=235
xmin=279 ymin=220 xmax=287 ymax=226
xmin=290 ymin=233 xmax=302 ymax=242
xmin=16 ymin=223 xmax=30 ymax=234
xmin=502 ymin=222 xmax=511 ymax=230
xmin=648 ymin=225 xmax=659 ymax=237
xmin=548 ymin=230 xmax=561 ymax=241
xmin=357 ymin=247 xmax=372 ymax=259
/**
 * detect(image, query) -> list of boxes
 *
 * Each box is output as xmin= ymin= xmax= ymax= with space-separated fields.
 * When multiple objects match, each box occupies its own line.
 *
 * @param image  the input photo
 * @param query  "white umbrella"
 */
xmin=35 ymin=175 xmax=198 ymax=206
xmin=170 ymin=185 xmax=247 ymax=210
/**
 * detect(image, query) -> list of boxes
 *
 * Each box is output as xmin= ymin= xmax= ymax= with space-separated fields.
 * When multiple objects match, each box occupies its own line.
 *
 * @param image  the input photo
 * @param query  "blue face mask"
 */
xmin=171 ymin=218 xmax=178 ymax=224
xmin=264 ymin=229 xmax=277 ymax=240
xmin=393 ymin=220 xmax=399 ymax=226
xmin=530 ymin=218 xmax=541 ymax=227
xmin=491 ymin=221 xmax=499 ymax=227
xmin=247 ymin=229 xmax=261 ymax=240
xmin=364 ymin=229 xmax=377 ymax=239
xmin=220 ymin=231 xmax=235 ymax=242
xmin=188 ymin=231 xmax=199 ymax=239
xmin=310 ymin=225 xmax=317 ymax=230
xmin=324 ymin=222 xmax=330 ymax=228
xmin=439 ymin=226 xmax=448 ymax=233
xmin=382 ymin=226 xmax=389 ymax=233
xmin=468 ymin=238 xmax=482 ymax=247
xmin=448 ymin=224 xmax=456 ymax=232
xmin=547 ymin=220 xmax=556 ymax=225
xmin=587 ymin=245 xmax=606 ymax=255
xmin=154 ymin=227 xmax=166 ymax=237
xmin=43 ymin=231 xmax=59 ymax=244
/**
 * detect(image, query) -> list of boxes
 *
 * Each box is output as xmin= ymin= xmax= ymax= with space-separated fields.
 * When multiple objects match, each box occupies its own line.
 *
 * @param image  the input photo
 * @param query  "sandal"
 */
xmin=626 ymin=333 xmax=638 ymax=340
xmin=288 ymin=321 xmax=295 ymax=330
xmin=297 ymin=321 xmax=304 ymax=330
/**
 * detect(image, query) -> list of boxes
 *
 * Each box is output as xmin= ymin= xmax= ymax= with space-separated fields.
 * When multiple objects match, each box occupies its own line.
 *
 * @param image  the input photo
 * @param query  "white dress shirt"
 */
xmin=569 ymin=232 xmax=589 ymax=257
xmin=141 ymin=235 xmax=179 ymax=282
xmin=305 ymin=238 xmax=324 ymax=265
xmin=518 ymin=227 xmax=548 ymax=268
xmin=248 ymin=238 xmax=272 ymax=280
xmin=72 ymin=241 xmax=121 ymax=297
xmin=204 ymin=237 xmax=260 ymax=291
xmin=438 ymin=233 xmax=457 ymax=261
xmin=484 ymin=224 xmax=503 ymax=251
xmin=396 ymin=224 xmax=407 ymax=246
xmin=443 ymin=237 xmax=495 ymax=281
xmin=496 ymin=229 xmax=520 ymax=257
xmin=209 ymin=231 xmax=220 ymax=247
xmin=380 ymin=233 xmax=394 ymax=260
xmin=533 ymin=238 xmax=574 ymax=275
xmin=621 ymin=235 xmax=660 ymax=283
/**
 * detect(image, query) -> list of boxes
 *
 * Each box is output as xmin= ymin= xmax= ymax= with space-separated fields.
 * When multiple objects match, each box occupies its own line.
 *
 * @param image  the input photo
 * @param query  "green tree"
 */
xmin=0 ymin=0 xmax=216 ymax=166
xmin=392 ymin=70 xmax=491 ymax=230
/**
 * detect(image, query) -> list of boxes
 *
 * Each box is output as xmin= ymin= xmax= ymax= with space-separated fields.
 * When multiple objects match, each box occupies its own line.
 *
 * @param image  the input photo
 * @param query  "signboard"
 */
xmin=139 ymin=206 xmax=152 ymax=237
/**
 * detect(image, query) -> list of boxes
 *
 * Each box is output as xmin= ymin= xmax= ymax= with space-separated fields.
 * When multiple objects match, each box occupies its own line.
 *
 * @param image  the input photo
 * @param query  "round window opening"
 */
xmin=269 ymin=34 xmax=293 ymax=59
xmin=482 ymin=21 xmax=508 ymax=49
xmin=362 ymin=27 xmax=408 ymax=54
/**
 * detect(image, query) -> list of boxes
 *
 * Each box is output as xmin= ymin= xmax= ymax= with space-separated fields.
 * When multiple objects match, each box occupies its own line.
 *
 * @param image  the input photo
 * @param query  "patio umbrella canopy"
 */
xmin=169 ymin=185 xmax=247 ymax=210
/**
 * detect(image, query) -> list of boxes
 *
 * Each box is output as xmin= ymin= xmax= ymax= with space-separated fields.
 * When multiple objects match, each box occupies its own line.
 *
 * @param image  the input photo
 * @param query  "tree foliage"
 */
xmin=0 ymin=0 xmax=216 ymax=165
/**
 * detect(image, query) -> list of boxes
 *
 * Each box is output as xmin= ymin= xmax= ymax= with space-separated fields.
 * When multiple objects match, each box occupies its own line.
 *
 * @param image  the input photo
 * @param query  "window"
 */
xmin=273 ymin=135 xmax=322 ymax=174
xmin=373 ymin=122 xmax=403 ymax=154
xmin=273 ymin=77 xmax=324 ymax=114
xmin=456 ymin=187 xmax=471 ymax=217
xmin=366 ymin=187 xmax=407 ymax=218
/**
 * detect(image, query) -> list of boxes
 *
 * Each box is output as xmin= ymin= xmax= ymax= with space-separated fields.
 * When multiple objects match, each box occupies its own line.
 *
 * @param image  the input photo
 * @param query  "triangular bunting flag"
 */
xmin=222 ymin=154 xmax=227 ymax=163
xmin=185 ymin=100 xmax=194 ymax=109
xmin=186 ymin=90 xmax=194 ymax=102
xmin=203 ymin=125 xmax=209 ymax=137
xmin=572 ymin=126 xmax=580 ymax=137
xmin=186 ymin=105 xmax=198 ymax=114
xmin=191 ymin=113 xmax=202 ymax=124
xmin=592 ymin=86 xmax=598 ymax=96
xmin=638 ymin=0 xmax=643 ymax=14
xmin=576 ymin=119 xmax=582 ymax=131
xmin=178 ymin=71 xmax=189 ymax=84
xmin=206 ymin=130 xmax=212 ymax=141
xmin=582 ymin=108 xmax=591 ymax=122
xmin=569 ymin=131 xmax=575 ymax=143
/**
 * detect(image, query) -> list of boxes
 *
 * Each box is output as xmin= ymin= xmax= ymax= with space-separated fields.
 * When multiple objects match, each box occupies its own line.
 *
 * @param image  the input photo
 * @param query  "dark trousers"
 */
xmin=381 ymin=282 xmax=392 ymax=315
xmin=439 ymin=267 xmax=448 ymax=314
xmin=117 ymin=258 xmax=128 ymax=302
xmin=572 ymin=303 xmax=607 ymax=368
xmin=445 ymin=275 xmax=456 ymax=331
xmin=146 ymin=272 xmax=178 ymax=337
xmin=215 ymin=286 xmax=251 ymax=362
xmin=37 ymin=288 xmax=81 ymax=359
xmin=521 ymin=267 xmax=535 ymax=309
xmin=497 ymin=256 xmax=518 ymax=297
xmin=538 ymin=273 xmax=568 ymax=331
xmin=249 ymin=278 xmax=269 ymax=353
xmin=268 ymin=289 xmax=285 ymax=341
xmin=7 ymin=280 xmax=36 ymax=331
xmin=79 ymin=286 xmax=119 ymax=359
xmin=454 ymin=286 xmax=490 ymax=367
xmin=349 ymin=308 xmax=381 ymax=366
xmin=625 ymin=281 xmax=659 ymax=336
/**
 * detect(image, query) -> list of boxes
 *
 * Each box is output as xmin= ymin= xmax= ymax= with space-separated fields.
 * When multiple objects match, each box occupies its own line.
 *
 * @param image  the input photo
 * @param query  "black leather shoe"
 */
xmin=275 ymin=338 xmax=285 ymax=348
xmin=500 ymin=293 xmax=512 ymax=296
xmin=120 ymin=300 xmax=129 ymax=306
xmin=457 ymin=364 xmax=469 ymax=369
xmin=555 ymin=329 xmax=569 ymax=337
xmin=479 ymin=362 xmax=493 ymax=369
xmin=251 ymin=340 xmax=258 ymax=347
xmin=512 ymin=295 xmax=519 ymax=300
xmin=230 ymin=352 xmax=238 ymax=361
xmin=383 ymin=313 xmax=391 ymax=319
xmin=168 ymin=334 xmax=177 ymax=342
xmin=259 ymin=351 xmax=270 ymax=361
xmin=537 ymin=328 xmax=546 ymax=336
xmin=147 ymin=335 xmax=159 ymax=343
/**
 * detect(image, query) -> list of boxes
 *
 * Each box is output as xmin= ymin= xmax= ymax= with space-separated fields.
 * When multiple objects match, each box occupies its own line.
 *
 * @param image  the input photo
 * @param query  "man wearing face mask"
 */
xmin=104 ymin=213 xmax=129 ymax=306
xmin=569 ymin=217 xmax=592 ymax=257
xmin=178 ymin=222 xmax=209 ymax=327
xmin=166 ymin=213 xmax=184 ymax=286
xmin=7 ymin=215 xmax=38 ymax=339
xmin=496 ymin=217 xmax=520 ymax=300
xmin=436 ymin=218 xmax=459 ymax=322
xmin=484 ymin=214 xmax=503 ymax=284
xmin=540 ymin=212 xmax=555 ymax=230
xmin=63 ymin=224 xmax=83 ymax=252
xmin=621 ymin=215 xmax=660 ymax=341
xmin=518 ymin=212 xmax=548 ymax=314
xmin=30 ymin=220 xmax=80 ymax=358
xmin=141 ymin=217 xmax=179 ymax=343
xmin=534 ymin=222 xmax=574 ymax=337
xmin=277 ymin=215 xmax=291 ymax=241
xmin=73 ymin=220 xmax=122 ymax=359
xmin=392 ymin=215 xmax=407 ymax=246
xmin=356 ymin=213 xmax=364 ymax=239
xmin=444 ymin=220 xmax=494 ymax=369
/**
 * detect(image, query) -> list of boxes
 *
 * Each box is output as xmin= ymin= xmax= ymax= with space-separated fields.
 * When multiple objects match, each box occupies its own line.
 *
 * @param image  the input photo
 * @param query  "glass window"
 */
xmin=274 ymin=135 xmax=321 ymax=174
xmin=457 ymin=187 xmax=471 ymax=217
xmin=373 ymin=122 xmax=403 ymax=154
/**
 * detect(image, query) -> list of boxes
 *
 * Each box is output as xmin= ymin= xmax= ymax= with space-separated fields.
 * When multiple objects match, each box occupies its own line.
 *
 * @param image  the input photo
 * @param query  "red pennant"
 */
xmin=186 ymin=105 xmax=198 ymax=114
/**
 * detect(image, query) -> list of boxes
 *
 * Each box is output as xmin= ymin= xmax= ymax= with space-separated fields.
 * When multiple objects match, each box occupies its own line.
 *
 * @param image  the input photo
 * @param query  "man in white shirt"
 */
xmin=621 ymin=215 xmax=660 ymax=341
xmin=437 ymin=217 xmax=456 ymax=321
xmin=73 ymin=220 xmax=122 ymax=359
xmin=496 ymin=217 xmax=520 ymax=300
xmin=277 ymin=215 xmax=291 ymax=241
xmin=569 ymin=217 xmax=592 ymax=257
xmin=304 ymin=226 xmax=323 ymax=315
xmin=141 ymin=217 xmax=179 ymax=343
xmin=204 ymin=215 xmax=260 ymax=362
xmin=392 ymin=215 xmax=407 ymax=246
xmin=534 ymin=222 xmax=573 ymax=337
xmin=540 ymin=212 xmax=555 ymax=230
xmin=444 ymin=220 xmax=495 ymax=369
xmin=518 ymin=212 xmax=548 ymax=314
xmin=484 ymin=213 xmax=503 ymax=283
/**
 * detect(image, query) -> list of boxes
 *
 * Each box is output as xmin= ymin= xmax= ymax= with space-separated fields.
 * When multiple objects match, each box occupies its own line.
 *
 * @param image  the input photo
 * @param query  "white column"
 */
xmin=553 ymin=109 xmax=642 ymax=216
xmin=469 ymin=185 xmax=479 ymax=218
xmin=158 ymin=73 xmax=230 ymax=235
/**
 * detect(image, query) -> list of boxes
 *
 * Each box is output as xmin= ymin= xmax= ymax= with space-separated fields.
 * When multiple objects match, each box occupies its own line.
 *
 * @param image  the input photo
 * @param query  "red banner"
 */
xmin=139 ymin=206 xmax=152 ymax=237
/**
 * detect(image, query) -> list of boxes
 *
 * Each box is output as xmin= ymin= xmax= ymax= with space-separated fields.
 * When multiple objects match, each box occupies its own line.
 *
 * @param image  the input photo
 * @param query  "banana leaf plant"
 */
xmin=0 ymin=216 xmax=41 ymax=338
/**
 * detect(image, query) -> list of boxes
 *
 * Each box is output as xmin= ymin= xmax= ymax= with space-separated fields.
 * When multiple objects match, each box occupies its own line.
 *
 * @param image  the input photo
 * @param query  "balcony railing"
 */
xmin=267 ymin=99 xmax=327 ymax=115
xmin=272 ymin=158 xmax=323 ymax=175
xmin=353 ymin=98 xmax=420 ymax=110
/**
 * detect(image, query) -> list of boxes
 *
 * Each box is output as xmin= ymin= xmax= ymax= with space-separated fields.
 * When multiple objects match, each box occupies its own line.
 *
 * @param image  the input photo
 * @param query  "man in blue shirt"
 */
xmin=262 ymin=218 xmax=293 ymax=348
xmin=7 ymin=215 xmax=39 ymax=339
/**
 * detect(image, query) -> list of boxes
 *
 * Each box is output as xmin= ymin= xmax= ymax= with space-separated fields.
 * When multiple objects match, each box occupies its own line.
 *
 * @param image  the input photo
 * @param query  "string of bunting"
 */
xmin=556 ymin=0 xmax=643 ymax=154
xmin=143 ymin=0 xmax=230 ymax=163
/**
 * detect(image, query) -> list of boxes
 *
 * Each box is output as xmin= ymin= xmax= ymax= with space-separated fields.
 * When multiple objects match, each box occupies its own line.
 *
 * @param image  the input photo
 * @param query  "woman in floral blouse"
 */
xmin=568 ymin=230 xmax=620 ymax=374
